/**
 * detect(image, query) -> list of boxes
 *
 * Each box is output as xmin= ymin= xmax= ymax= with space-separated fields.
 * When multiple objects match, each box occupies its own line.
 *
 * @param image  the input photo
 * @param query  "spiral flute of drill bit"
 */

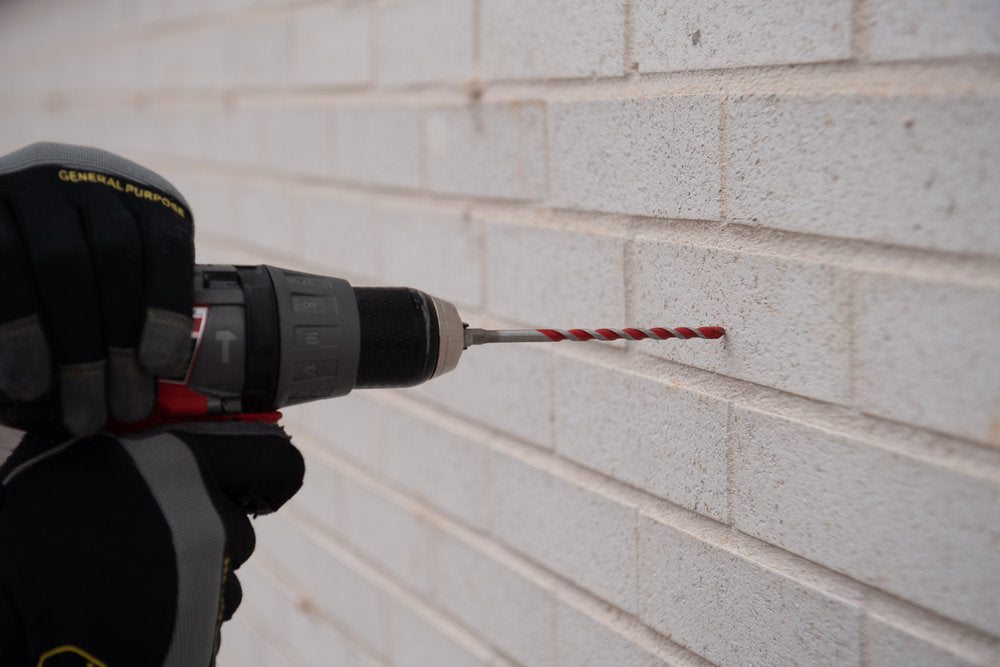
xmin=463 ymin=326 xmax=725 ymax=346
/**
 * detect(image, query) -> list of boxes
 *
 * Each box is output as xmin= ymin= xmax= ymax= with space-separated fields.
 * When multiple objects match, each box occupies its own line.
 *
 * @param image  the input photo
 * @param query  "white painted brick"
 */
xmin=379 ymin=205 xmax=482 ymax=307
xmin=230 ymin=183 xmax=302 ymax=260
xmin=638 ymin=510 xmax=862 ymax=665
xmin=285 ymin=394 xmax=385 ymax=473
xmin=380 ymin=402 xmax=490 ymax=531
xmin=731 ymin=406 xmax=1000 ymax=635
xmin=634 ymin=0 xmax=852 ymax=72
xmin=556 ymin=596 xmax=678 ymax=667
xmin=254 ymin=106 xmax=332 ymax=176
xmin=631 ymin=236 xmax=853 ymax=403
xmin=866 ymin=614 xmax=985 ymax=667
xmin=553 ymin=356 xmax=729 ymax=520
xmin=491 ymin=448 xmax=638 ymax=613
xmin=549 ymin=97 xmax=721 ymax=220
xmin=293 ymin=193 xmax=380 ymax=281
xmin=254 ymin=515 xmax=391 ymax=654
xmin=386 ymin=598 xmax=493 ymax=667
xmin=433 ymin=530 xmax=557 ymax=667
xmin=299 ymin=448 xmax=435 ymax=595
xmin=289 ymin=2 xmax=371 ymax=87
xmin=236 ymin=563 xmax=359 ymax=667
xmin=728 ymin=93 xmax=1000 ymax=255
xmin=480 ymin=0 xmax=625 ymax=80
xmin=222 ymin=19 xmax=289 ymax=88
xmin=375 ymin=0 xmax=475 ymax=86
xmin=426 ymin=103 xmax=547 ymax=200
xmin=854 ymin=273 xmax=1000 ymax=446
xmin=483 ymin=219 xmax=625 ymax=326
xmin=409 ymin=343 xmax=554 ymax=448
xmin=869 ymin=0 xmax=1000 ymax=60
xmin=336 ymin=106 xmax=423 ymax=190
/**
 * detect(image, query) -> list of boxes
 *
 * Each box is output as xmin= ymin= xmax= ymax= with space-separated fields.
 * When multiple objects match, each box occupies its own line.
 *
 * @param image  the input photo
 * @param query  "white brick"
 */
xmin=426 ymin=103 xmax=547 ymax=200
xmin=869 ymin=0 xmax=1000 ymax=60
xmin=728 ymin=94 xmax=1000 ymax=255
xmin=866 ymin=614 xmax=985 ymax=667
xmin=326 ymin=460 xmax=435 ymax=595
xmin=553 ymin=356 xmax=729 ymax=520
xmin=638 ymin=511 xmax=862 ymax=665
xmin=294 ymin=193 xmax=380 ymax=280
xmin=556 ymin=596 xmax=677 ymax=667
xmin=731 ymin=407 xmax=1000 ymax=635
xmin=631 ymin=237 xmax=853 ymax=403
xmin=491 ymin=448 xmax=638 ymax=613
xmin=254 ymin=106 xmax=332 ymax=176
xmin=336 ymin=106 xmax=423 ymax=190
xmin=379 ymin=401 xmax=490 ymax=530
xmin=387 ymin=599 xmax=493 ymax=667
xmin=484 ymin=219 xmax=625 ymax=326
xmin=289 ymin=2 xmax=371 ymax=87
xmin=376 ymin=0 xmax=475 ymax=86
xmin=854 ymin=273 xmax=1000 ymax=446
xmin=433 ymin=530 xmax=557 ymax=667
xmin=549 ymin=97 xmax=721 ymax=219
xmin=286 ymin=395 xmax=385 ymax=473
xmin=230 ymin=183 xmax=301 ymax=260
xmin=480 ymin=0 xmax=625 ymax=80
xmin=634 ymin=0 xmax=852 ymax=72
xmin=379 ymin=205 xmax=482 ymax=307
xmin=410 ymin=343 xmax=554 ymax=449
xmin=254 ymin=515 xmax=390 ymax=654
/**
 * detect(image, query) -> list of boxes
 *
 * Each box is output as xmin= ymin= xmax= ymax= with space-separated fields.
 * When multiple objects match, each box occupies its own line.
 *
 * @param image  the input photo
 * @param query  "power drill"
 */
xmin=156 ymin=264 xmax=467 ymax=423
xmin=151 ymin=264 xmax=726 ymax=426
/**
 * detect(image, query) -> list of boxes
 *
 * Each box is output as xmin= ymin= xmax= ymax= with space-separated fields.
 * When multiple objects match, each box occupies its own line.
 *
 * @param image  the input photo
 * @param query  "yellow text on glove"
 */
xmin=57 ymin=169 xmax=187 ymax=218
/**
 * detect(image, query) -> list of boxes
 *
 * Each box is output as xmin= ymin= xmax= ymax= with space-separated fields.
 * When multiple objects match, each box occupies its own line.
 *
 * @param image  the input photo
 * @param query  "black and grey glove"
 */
xmin=0 ymin=422 xmax=305 ymax=666
xmin=0 ymin=142 xmax=194 ymax=435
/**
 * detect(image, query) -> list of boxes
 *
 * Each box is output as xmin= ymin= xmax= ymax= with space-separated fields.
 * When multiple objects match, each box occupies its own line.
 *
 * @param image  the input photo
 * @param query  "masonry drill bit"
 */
xmin=464 ymin=326 xmax=726 ymax=346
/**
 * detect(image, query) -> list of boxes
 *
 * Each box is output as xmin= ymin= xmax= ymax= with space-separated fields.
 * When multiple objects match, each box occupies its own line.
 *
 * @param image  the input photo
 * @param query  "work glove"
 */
xmin=0 ymin=142 xmax=194 ymax=436
xmin=0 ymin=422 xmax=305 ymax=666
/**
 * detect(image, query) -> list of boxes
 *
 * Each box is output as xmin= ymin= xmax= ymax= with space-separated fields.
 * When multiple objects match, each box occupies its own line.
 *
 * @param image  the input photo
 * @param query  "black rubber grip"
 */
xmin=353 ymin=288 xmax=439 ymax=388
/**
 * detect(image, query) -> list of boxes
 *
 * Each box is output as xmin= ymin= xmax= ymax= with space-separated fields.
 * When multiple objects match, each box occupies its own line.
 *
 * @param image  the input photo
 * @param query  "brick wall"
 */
xmin=1 ymin=0 xmax=998 ymax=664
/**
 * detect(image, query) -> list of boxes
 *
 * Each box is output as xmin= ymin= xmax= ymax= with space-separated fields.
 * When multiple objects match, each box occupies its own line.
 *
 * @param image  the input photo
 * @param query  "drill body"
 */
xmin=155 ymin=264 xmax=465 ymax=422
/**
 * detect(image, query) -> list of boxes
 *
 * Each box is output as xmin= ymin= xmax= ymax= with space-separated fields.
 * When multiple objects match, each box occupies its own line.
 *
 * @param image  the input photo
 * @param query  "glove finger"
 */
xmin=221 ymin=572 xmax=243 ymax=622
xmin=13 ymin=178 xmax=106 ymax=435
xmin=81 ymin=187 xmax=155 ymax=422
xmin=0 ymin=199 xmax=49 ymax=401
xmin=179 ymin=424 xmax=305 ymax=515
xmin=137 ymin=201 xmax=194 ymax=377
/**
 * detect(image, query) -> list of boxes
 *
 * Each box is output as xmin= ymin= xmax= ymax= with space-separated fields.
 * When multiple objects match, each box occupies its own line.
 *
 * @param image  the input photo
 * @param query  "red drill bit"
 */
xmin=464 ymin=326 xmax=725 ymax=346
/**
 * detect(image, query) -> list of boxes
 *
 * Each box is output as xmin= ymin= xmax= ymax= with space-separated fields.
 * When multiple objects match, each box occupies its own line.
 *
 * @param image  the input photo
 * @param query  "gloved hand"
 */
xmin=0 ymin=142 xmax=194 ymax=435
xmin=0 ymin=422 xmax=305 ymax=666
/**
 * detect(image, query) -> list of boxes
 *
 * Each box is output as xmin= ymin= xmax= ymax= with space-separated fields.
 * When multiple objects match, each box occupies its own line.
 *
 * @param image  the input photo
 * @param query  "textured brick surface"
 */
xmin=868 ymin=0 xmax=1000 ymax=60
xmin=481 ymin=0 xmax=625 ymax=80
xmin=553 ymin=355 xmax=729 ymax=520
xmin=634 ymin=0 xmax=853 ymax=72
xmin=483 ymin=219 xmax=625 ymax=326
xmin=728 ymin=93 xmax=1000 ymax=255
xmin=853 ymin=272 xmax=1000 ymax=446
xmin=375 ymin=0 xmax=475 ymax=86
xmin=638 ymin=510 xmax=862 ymax=665
xmin=549 ymin=96 xmax=722 ymax=219
xmin=491 ymin=447 xmax=639 ymax=613
xmin=289 ymin=3 xmax=371 ymax=87
xmin=433 ymin=530 xmax=557 ymax=667
xmin=731 ymin=406 xmax=1000 ymax=635
xmin=426 ymin=103 xmax=547 ymax=200
xmin=336 ymin=106 xmax=423 ymax=189
xmin=631 ymin=236 xmax=853 ymax=403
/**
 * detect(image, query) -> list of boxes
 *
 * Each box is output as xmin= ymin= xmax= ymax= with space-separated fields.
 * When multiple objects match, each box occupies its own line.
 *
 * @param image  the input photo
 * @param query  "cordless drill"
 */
xmin=152 ymin=264 xmax=726 ymax=426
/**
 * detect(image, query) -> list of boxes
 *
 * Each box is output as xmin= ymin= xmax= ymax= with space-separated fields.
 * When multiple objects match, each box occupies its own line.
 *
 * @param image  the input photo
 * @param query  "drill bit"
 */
xmin=464 ymin=326 xmax=725 ymax=347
